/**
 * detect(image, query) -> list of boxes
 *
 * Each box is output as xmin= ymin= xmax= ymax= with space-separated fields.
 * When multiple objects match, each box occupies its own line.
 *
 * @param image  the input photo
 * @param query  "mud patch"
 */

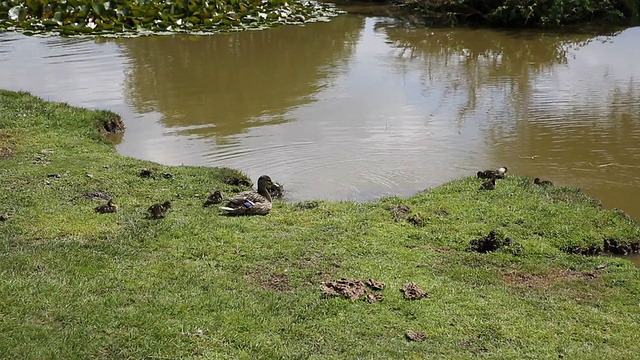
xmin=502 ymin=270 xmax=598 ymax=287
xmin=389 ymin=205 xmax=411 ymax=221
xmin=405 ymin=330 xmax=426 ymax=342
xmin=401 ymin=282 xmax=429 ymax=300
xmin=469 ymin=230 xmax=513 ymax=253
xmin=100 ymin=114 xmax=125 ymax=134
xmin=246 ymin=265 xmax=292 ymax=292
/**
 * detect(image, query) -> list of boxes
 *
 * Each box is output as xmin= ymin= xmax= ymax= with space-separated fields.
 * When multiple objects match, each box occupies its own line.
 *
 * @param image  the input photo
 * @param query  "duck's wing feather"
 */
xmin=225 ymin=190 xmax=270 ymax=207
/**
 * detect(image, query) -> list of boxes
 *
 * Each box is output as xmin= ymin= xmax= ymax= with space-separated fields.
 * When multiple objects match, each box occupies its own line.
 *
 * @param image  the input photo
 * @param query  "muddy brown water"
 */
xmin=1 ymin=15 xmax=639 ymax=222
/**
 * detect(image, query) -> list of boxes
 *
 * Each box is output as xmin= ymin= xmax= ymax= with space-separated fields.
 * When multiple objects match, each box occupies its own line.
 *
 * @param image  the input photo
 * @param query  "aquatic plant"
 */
xmin=0 ymin=0 xmax=341 ymax=36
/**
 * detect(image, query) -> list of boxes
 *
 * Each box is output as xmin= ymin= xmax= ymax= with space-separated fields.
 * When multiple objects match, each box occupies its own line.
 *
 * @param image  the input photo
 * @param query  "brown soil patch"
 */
xmin=502 ymin=270 xmax=598 ymax=288
xmin=469 ymin=230 xmax=512 ymax=253
xmin=322 ymin=277 xmax=386 ymax=301
xmin=389 ymin=205 xmax=410 ymax=221
xmin=322 ymin=278 xmax=366 ymax=300
xmin=405 ymin=330 xmax=426 ymax=342
xmin=366 ymin=278 xmax=385 ymax=290
xmin=0 ymin=129 xmax=19 ymax=159
xmin=401 ymin=282 xmax=429 ymax=300
xmin=100 ymin=115 xmax=125 ymax=134
xmin=246 ymin=265 xmax=293 ymax=292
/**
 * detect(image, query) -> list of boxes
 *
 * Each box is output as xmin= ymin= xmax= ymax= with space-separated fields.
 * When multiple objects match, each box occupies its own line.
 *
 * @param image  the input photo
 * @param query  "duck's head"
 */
xmin=533 ymin=178 xmax=541 ymax=184
xmin=257 ymin=175 xmax=275 ymax=188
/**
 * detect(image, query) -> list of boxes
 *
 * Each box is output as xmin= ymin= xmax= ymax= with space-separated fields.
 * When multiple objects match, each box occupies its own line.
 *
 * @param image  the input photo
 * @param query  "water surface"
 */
xmin=1 ymin=16 xmax=639 ymax=220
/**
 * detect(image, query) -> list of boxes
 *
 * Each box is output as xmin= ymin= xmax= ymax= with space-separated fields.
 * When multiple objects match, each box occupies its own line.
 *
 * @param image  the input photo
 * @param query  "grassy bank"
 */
xmin=2 ymin=89 xmax=640 ymax=358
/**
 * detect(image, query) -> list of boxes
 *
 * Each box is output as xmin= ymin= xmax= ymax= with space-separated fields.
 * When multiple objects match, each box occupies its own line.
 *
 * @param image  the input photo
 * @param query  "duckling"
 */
xmin=0 ymin=213 xmax=10 ymax=222
xmin=534 ymin=178 xmax=553 ymax=186
xmin=148 ymin=200 xmax=171 ymax=219
xmin=496 ymin=166 xmax=508 ymax=179
xmin=219 ymin=175 xmax=276 ymax=216
xmin=94 ymin=199 xmax=118 ymax=214
xmin=479 ymin=177 xmax=496 ymax=190
xmin=477 ymin=170 xmax=497 ymax=179
xmin=203 ymin=190 xmax=224 ymax=207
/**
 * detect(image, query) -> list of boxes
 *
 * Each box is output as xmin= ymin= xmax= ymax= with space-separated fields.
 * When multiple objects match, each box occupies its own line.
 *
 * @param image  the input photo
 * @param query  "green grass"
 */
xmin=2 ymin=89 xmax=640 ymax=359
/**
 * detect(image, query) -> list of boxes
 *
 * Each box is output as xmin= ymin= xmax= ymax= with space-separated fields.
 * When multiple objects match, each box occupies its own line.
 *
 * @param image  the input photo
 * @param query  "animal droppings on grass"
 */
xmin=365 ymin=293 xmax=384 ymax=303
xmin=469 ymin=230 xmax=513 ymax=253
xmin=366 ymin=278 xmax=386 ymax=290
xmin=401 ymin=282 xmax=429 ymax=300
xmin=100 ymin=114 xmax=125 ymax=134
xmin=322 ymin=278 xmax=366 ymax=300
xmin=389 ymin=205 xmax=411 ymax=221
xmin=405 ymin=330 xmax=427 ymax=342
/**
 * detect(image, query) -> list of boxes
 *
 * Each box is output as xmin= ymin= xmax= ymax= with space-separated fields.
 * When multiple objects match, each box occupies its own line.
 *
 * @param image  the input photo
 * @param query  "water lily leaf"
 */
xmin=25 ymin=0 xmax=42 ymax=14
xmin=8 ymin=5 xmax=25 ymax=21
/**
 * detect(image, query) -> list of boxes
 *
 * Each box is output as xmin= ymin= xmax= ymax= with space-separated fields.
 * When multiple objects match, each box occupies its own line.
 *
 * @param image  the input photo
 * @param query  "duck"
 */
xmin=203 ymin=190 xmax=224 ymax=207
xmin=534 ymin=177 xmax=553 ymax=186
xmin=219 ymin=175 xmax=277 ymax=216
xmin=148 ymin=200 xmax=171 ymax=219
xmin=496 ymin=166 xmax=508 ymax=178
xmin=479 ymin=177 xmax=496 ymax=190
xmin=477 ymin=170 xmax=497 ymax=179
xmin=94 ymin=199 xmax=118 ymax=214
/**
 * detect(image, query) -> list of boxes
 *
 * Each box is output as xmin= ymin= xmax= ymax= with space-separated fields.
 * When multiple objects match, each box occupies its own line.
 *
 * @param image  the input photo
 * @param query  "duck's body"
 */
xmin=480 ymin=178 xmax=496 ymax=190
xmin=94 ymin=200 xmax=118 ymax=214
xmin=477 ymin=170 xmax=497 ymax=179
xmin=219 ymin=175 xmax=276 ymax=216
xmin=148 ymin=201 xmax=171 ymax=219
xmin=534 ymin=177 xmax=553 ymax=186
xmin=203 ymin=190 xmax=223 ymax=207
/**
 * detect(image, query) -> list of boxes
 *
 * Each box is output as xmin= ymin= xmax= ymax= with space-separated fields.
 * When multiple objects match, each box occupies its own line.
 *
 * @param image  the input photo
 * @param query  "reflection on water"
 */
xmin=0 ymin=17 xmax=639 ymax=221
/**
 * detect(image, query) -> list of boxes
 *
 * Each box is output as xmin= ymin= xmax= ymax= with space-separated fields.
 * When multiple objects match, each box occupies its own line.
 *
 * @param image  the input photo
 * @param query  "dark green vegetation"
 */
xmin=2 ymin=89 xmax=640 ymax=358
xmin=0 ymin=0 xmax=339 ymax=35
xmin=401 ymin=0 xmax=640 ymax=27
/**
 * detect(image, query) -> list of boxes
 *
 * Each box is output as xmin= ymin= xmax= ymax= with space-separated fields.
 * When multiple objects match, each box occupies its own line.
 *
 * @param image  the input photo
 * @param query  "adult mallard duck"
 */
xmin=148 ymin=200 xmax=171 ymax=219
xmin=219 ymin=175 xmax=277 ymax=216
xmin=534 ymin=177 xmax=553 ymax=186
xmin=203 ymin=190 xmax=224 ymax=207
xmin=94 ymin=199 xmax=118 ymax=214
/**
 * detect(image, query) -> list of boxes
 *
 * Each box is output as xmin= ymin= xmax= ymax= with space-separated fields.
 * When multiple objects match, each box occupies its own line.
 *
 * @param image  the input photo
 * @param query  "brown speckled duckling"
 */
xmin=479 ymin=177 xmax=496 ymax=190
xmin=94 ymin=200 xmax=118 ymax=214
xmin=148 ymin=201 xmax=171 ymax=219
xmin=203 ymin=190 xmax=224 ymax=207
xmin=534 ymin=177 xmax=553 ymax=186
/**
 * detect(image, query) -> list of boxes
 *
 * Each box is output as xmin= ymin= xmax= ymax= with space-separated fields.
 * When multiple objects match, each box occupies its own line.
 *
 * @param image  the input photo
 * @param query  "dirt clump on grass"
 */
xmin=100 ymin=114 xmax=125 ymax=134
xmin=405 ymin=330 xmax=426 ymax=342
xmin=322 ymin=278 xmax=386 ymax=301
xmin=401 ymin=282 xmax=429 ymax=300
xmin=469 ymin=230 xmax=513 ymax=253
xmin=407 ymin=212 xmax=425 ymax=226
xmin=83 ymin=190 xmax=112 ymax=201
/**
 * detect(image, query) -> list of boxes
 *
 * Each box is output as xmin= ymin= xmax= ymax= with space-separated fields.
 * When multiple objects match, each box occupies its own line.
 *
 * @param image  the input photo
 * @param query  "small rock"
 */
xmin=405 ymin=330 xmax=426 ymax=342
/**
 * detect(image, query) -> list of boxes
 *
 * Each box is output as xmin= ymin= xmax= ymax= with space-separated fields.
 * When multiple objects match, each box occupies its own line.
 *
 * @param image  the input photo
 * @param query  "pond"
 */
xmin=1 ymin=15 xmax=639 ymax=220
